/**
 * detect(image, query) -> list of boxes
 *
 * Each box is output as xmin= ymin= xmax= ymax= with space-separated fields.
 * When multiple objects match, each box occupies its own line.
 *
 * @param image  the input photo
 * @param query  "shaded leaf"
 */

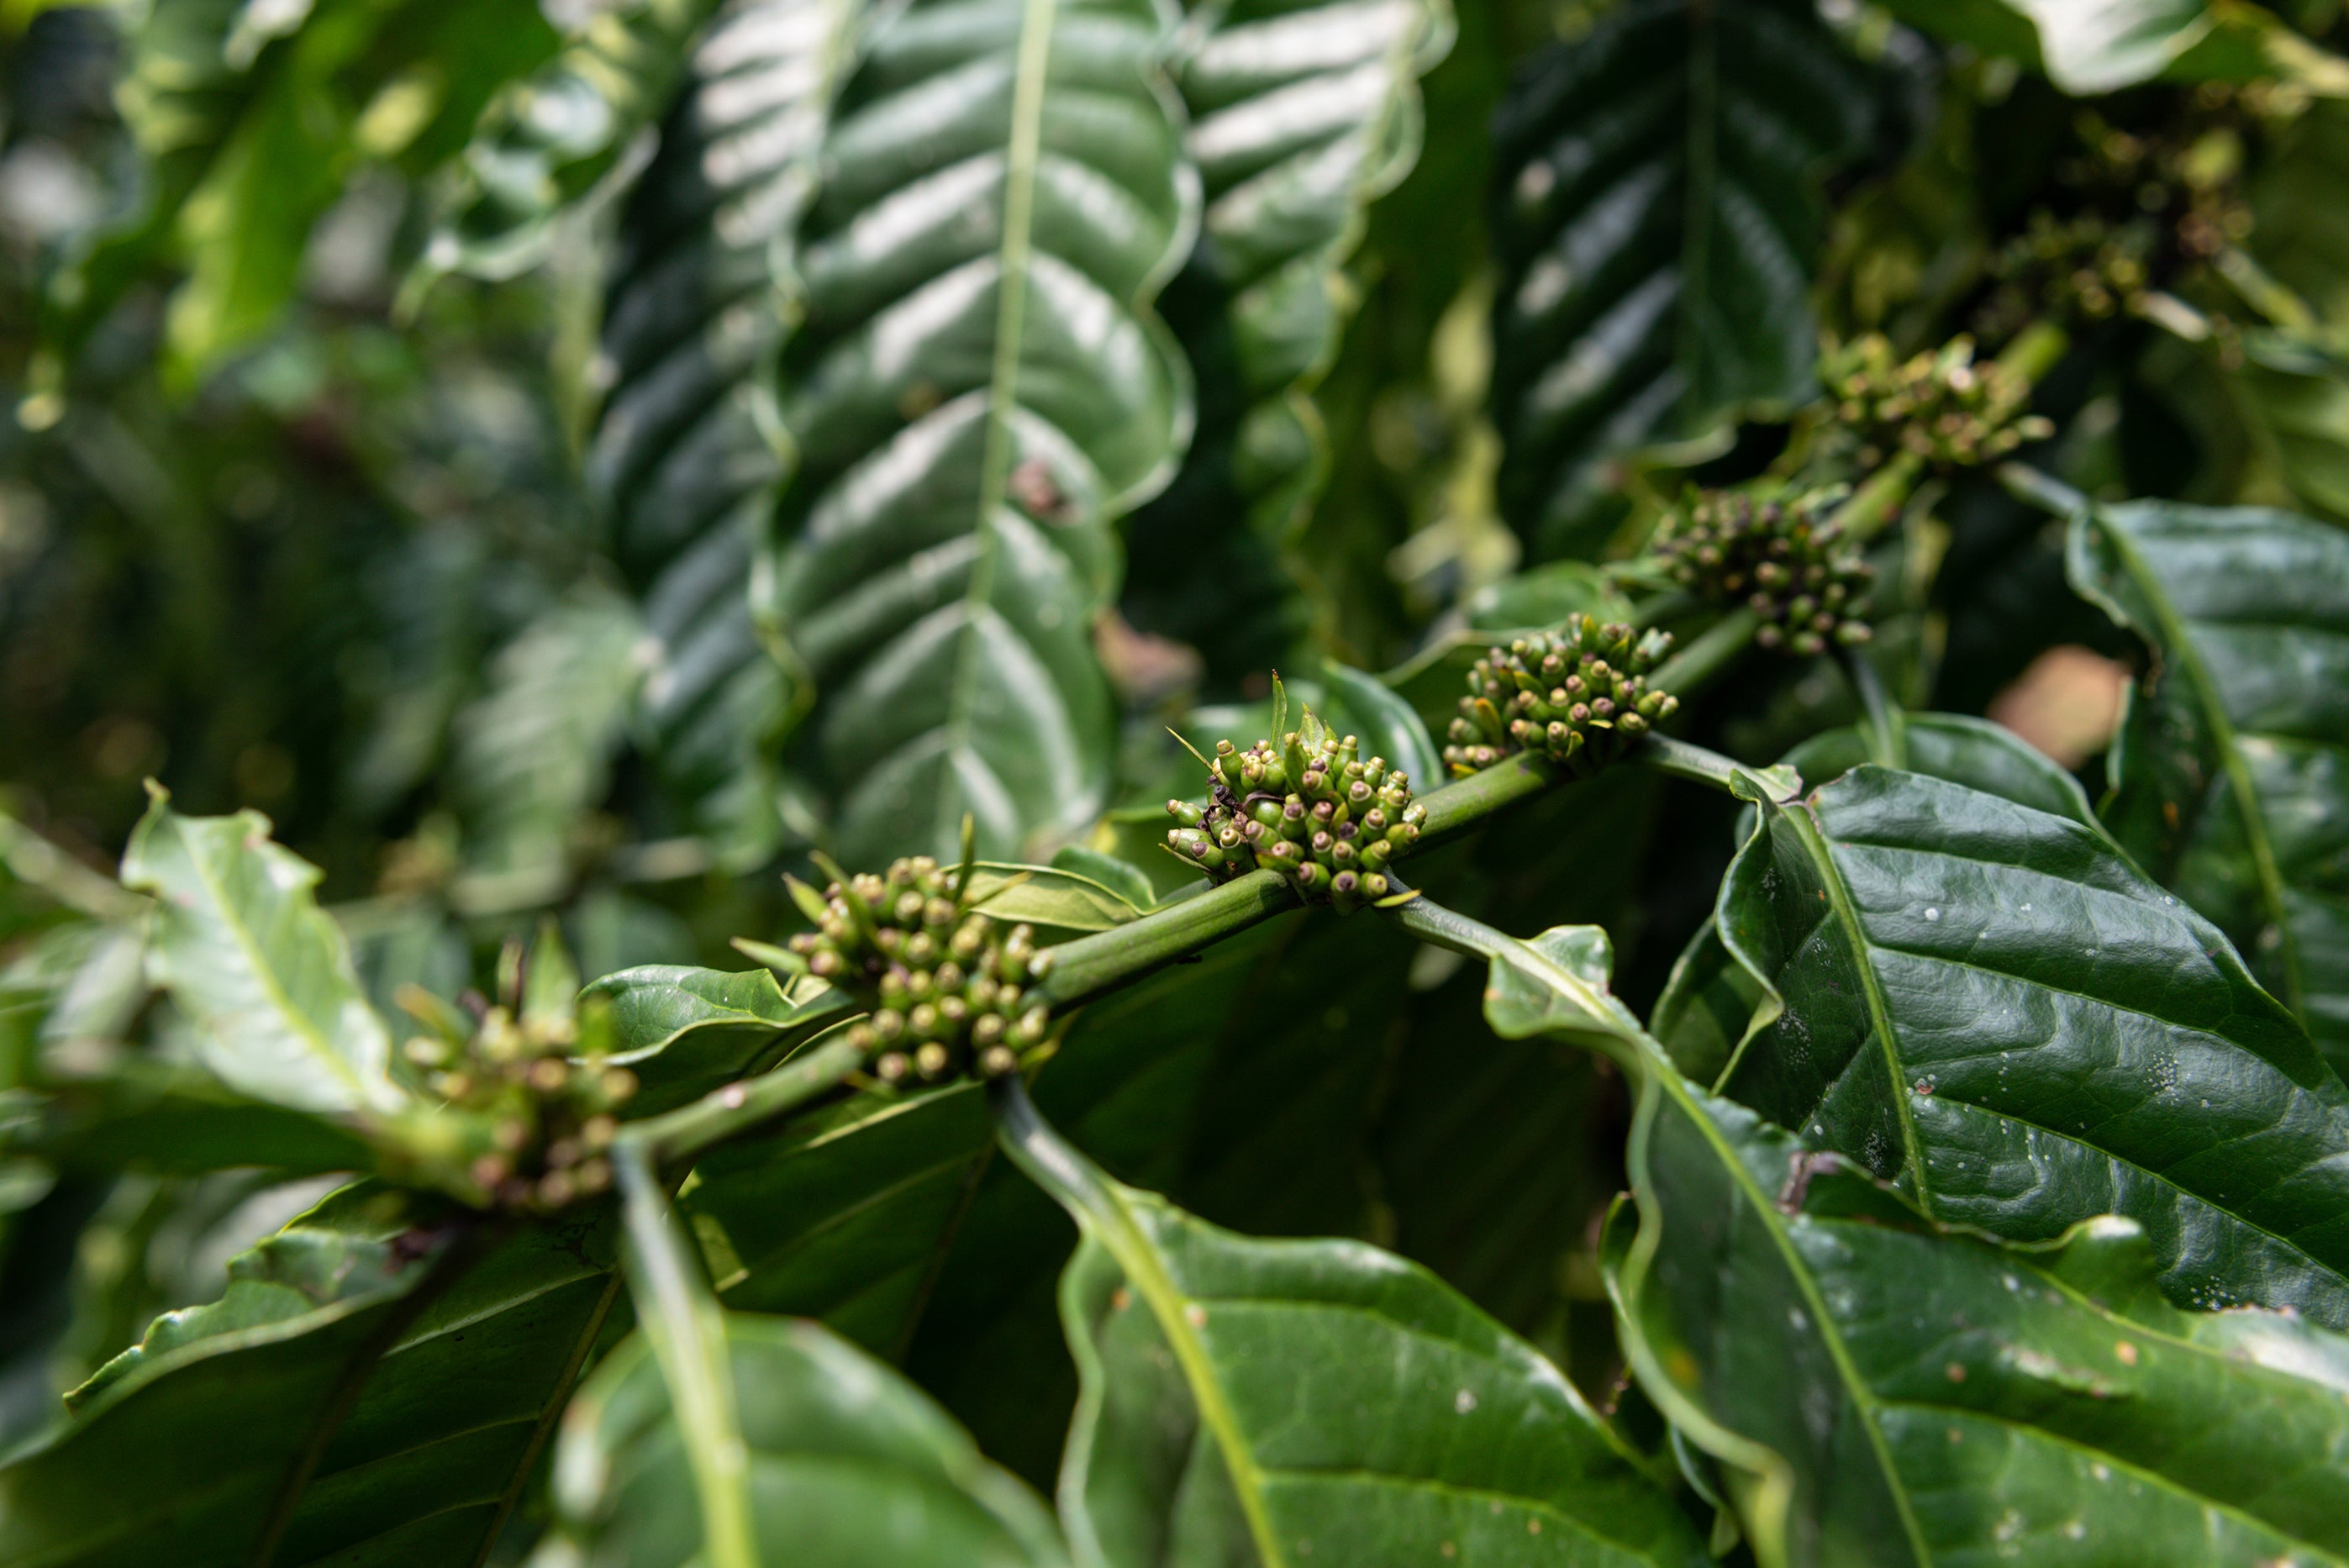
xmin=537 ymin=1312 xmax=1068 ymax=1566
xmin=1770 ymin=710 xmax=2102 ymax=829
xmin=450 ymin=586 xmax=647 ymax=878
xmin=994 ymin=1083 xmax=1707 ymax=1568
xmin=1709 ymin=766 xmax=2349 ymax=1328
xmin=593 ymin=0 xmax=878 ymax=864
xmin=2067 ymin=496 xmax=2349 ymax=1071
xmin=1488 ymin=0 xmax=1871 ymax=559
xmin=120 ymin=797 xmax=403 ymax=1118
xmin=1119 ymin=0 xmax=1451 ymax=681
xmin=1882 ymin=0 xmax=2346 ymax=95
xmin=429 ymin=0 xmax=725 ymax=282
xmin=0 ymin=1186 xmax=624 ymax=1568
xmin=683 ymin=1079 xmax=994 ymax=1356
xmin=763 ymin=0 xmax=1196 ymax=864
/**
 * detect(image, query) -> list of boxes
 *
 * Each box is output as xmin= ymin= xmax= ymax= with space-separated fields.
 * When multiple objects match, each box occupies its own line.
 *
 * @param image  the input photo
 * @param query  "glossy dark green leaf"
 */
xmin=1119 ymin=0 xmax=1450 ymax=680
xmin=1604 ymin=1086 xmax=2349 ymax=1568
xmin=119 ymin=797 xmax=406 ymax=1119
xmin=994 ymin=1084 xmax=1708 ymax=1568
xmin=429 ymin=0 xmax=725 ymax=282
xmin=0 ymin=1185 xmax=623 ymax=1568
xmin=593 ymin=0 xmax=877 ymax=865
xmin=537 ymin=1311 xmax=1068 ymax=1566
xmin=2067 ymin=496 xmax=2349 ymax=1075
xmin=1772 ymin=711 xmax=2101 ymax=829
xmin=590 ymin=964 xmax=851 ymax=1113
xmin=1707 ymin=766 xmax=2349 ymax=1328
xmin=1488 ymin=0 xmax=1871 ymax=559
xmin=763 ymin=0 xmax=1195 ymax=864
xmin=683 ymin=1079 xmax=994 ymax=1355
xmin=1454 ymin=908 xmax=2349 ymax=1568
xmin=2237 ymin=329 xmax=2349 ymax=522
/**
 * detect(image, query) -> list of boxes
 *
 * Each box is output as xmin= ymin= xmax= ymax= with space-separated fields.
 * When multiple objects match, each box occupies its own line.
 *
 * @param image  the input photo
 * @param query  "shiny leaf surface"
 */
xmin=1604 ymin=1087 xmax=2349 ymax=1568
xmin=1488 ymin=0 xmax=1871 ymax=559
xmin=594 ymin=0 xmax=875 ymax=864
xmin=1119 ymin=0 xmax=1450 ymax=678
xmin=430 ymin=0 xmax=724 ymax=281
xmin=1709 ymin=766 xmax=2349 ymax=1327
xmin=994 ymin=1083 xmax=1708 ymax=1568
xmin=2068 ymin=496 xmax=2349 ymax=1074
xmin=763 ymin=0 xmax=1195 ymax=863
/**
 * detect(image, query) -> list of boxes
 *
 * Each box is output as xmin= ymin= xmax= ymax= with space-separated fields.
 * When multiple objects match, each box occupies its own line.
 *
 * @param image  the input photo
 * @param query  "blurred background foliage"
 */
xmin=5 ymin=0 xmax=2349 ymax=1485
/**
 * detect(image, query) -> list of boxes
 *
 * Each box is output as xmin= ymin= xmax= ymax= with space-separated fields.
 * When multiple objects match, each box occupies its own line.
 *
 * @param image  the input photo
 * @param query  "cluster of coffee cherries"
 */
xmin=1821 ymin=334 xmax=2051 ymax=471
xmin=1982 ymin=210 xmax=2156 ymax=333
xmin=1651 ymin=489 xmax=1875 ymax=657
xmin=785 ymin=855 xmax=1051 ymax=1084
xmin=1442 ymin=616 xmax=1678 ymax=779
xmin=1166 ymin=715 xmax=1425 ymax=913
xmin=405 ymin=1004 xmax=635 ymax=1215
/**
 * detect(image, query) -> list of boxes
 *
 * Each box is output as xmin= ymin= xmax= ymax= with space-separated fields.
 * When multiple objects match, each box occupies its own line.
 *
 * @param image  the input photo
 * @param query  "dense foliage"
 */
xmin=3 ymin=0 xmax=2349 ymax=1563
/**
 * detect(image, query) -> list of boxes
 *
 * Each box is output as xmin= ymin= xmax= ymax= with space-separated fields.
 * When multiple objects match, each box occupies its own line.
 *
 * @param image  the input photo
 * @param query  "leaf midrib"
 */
xmin=935 ymin=0 xmax=1060 ymax=850
xmin=1647 ymin=1069 xmax=1935 ymax=1565
xmin=172 ymin=819 xmax=381 ymax=1113
xmin=1779 ymin=804 xmax=1931 ymax=1205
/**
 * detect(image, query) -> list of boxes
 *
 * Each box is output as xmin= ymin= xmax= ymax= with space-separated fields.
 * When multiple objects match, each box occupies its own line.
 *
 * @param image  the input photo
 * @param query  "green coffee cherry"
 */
xmin=785 ymin=853 xmax=1052 ymax=1085
xmin=1819 ymin=333 xmax=2053 ymax=472
xmin=412 ymin=1001 xmax=633 ymax=1216
xmin=1651 ymin=489 xmax=1876 ymax=659
xmin=1442 ymin=614 xmax=1678 ymax=780
xmin=1165 ymin=705 xmax=1423 ymax=914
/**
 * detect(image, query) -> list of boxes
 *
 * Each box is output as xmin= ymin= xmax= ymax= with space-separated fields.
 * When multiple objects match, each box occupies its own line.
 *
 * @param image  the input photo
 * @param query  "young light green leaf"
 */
xmin=762 ymin=0 xmax=1197 ymax=866
xmin=1489 ymin=0 xmax=1872 ymax=559
xmin=538 ymin=1311 xmax=1068 ymax=1566
xmin=588 ymin=964 xmax=853 ymax=1113
xmin=961 ymin=862 xmax=1145 ymax=937
xmin=995 ymin=1079 xmax=1707 ymax=1568
xmin=120 ymin=797 xmax=404 ymax=1118
xmin=1709 ymin=766 xmax=2349 ymax=1328
xmin=2067 ymin=497 xmax=2349 ymax=1075
xmin=596 ymin=0 xmax=880 ymax=866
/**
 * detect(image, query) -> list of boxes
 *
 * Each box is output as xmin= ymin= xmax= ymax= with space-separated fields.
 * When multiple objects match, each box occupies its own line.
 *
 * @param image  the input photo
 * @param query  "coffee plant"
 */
xmin=4 ymin=0 xmax=2349 ymax=1563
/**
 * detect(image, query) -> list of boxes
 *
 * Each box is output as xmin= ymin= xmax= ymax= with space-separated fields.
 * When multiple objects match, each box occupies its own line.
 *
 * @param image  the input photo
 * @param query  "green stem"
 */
xmin=1634 ymin=734 xmax=1790 ymax=800
xmin=629 ymin=1022 xmax=865 ymax=1170
xmin=615 ymin=1144 xmax=760 ymax=1568
xmin=1649 ymin=606 xmax=1757 ymax=694
xmin=1032 ymin=869 xmax=1298 ymax=1009
xmin=1996 ymin=460 xmax=2087 ymax=518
